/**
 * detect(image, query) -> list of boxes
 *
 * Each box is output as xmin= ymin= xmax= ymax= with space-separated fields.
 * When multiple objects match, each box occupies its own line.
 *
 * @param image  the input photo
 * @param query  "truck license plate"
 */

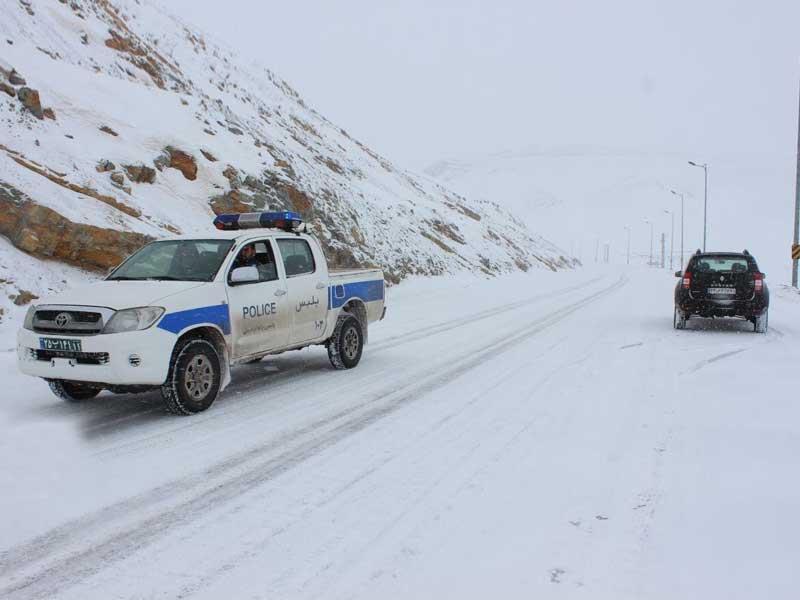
xmin=707 ymin=288 xmax=736 ymax=296
xmin=39 ymin=337 xmax=82 ymax=352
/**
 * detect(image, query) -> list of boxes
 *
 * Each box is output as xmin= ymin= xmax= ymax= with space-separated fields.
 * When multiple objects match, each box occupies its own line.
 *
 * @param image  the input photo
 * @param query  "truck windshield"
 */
xmin=107 ymin=240 xmax=234 ymax=282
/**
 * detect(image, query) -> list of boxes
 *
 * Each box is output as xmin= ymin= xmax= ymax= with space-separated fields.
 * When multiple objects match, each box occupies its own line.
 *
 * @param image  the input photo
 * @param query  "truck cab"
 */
xmin=17 ymin=212 xmax=386 ymax=414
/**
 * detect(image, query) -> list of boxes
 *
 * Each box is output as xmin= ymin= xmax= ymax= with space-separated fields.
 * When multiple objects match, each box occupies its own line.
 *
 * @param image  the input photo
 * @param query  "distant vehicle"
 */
xmin=17 ymin=212 xmax=386 ymax=414
xmin=674 ymin=250 xmax=769 ymax=333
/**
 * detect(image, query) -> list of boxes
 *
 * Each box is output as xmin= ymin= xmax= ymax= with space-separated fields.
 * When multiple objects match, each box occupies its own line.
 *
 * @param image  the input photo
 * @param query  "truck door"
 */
xmin=276 ymin=237 xmax=328 ymax=344
xmin=225 ymin=239 xmax=290 ymax=359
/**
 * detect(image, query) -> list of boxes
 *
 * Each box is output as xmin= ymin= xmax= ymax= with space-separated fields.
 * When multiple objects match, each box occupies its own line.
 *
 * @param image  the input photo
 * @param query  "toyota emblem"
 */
xmin=55 ymin=313 xmax=72 ymax=328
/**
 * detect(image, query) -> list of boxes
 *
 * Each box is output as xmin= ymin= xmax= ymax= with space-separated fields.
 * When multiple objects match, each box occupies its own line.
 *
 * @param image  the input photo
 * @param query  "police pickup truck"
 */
xmin=17 ymin=212 xmax=386 ymax=414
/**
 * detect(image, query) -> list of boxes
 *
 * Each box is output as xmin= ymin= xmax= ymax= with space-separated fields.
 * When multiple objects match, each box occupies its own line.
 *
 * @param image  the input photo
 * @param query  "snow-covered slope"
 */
xmin=427 ymin=146 xmax=792 ymax=279
xmin=0 ymin=0 xmax=574 ymax=322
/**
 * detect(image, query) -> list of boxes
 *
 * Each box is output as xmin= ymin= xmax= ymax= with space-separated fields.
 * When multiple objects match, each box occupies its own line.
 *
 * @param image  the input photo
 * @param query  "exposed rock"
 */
xmin=165 ymin=146 xmax=197 ymax=180
xmin=227 ymin=126 xmax=243 ymax=136
xmin=2 ymin=145 xmax=141 ymax=217
xmin=222 ymin=165 xmax=240 ymax=188
xmin=8 ymin=70 xmax=26 ymax=86
xmin=200 ymin=149 xmax=217 ymax=162
xmin=123 ymin=164 xmax=156 ymax=184
xmin=42 ymin=108 xmax=56 ymax=120
xmin=96 ymin=159 xmax=116 ymax=173
xmin=203 ymin=128 xmax=216 ymax=136
xmin=0 ymin=181 xmax=151 ymax=272
xmin=80 ymin=32 xmax=89 ymax=45
xmin=110 ymin=171 xmax=125 ymax=185
xmin=13 ymin=290 xmax=38 ymax=306
xmin=0 ymin=82 xmax=15 ymax=98
xmin=17 ymin=87 xmax=43 ymax=119
xmin=99 ymin=125 xmax=118 ymax=136
xmin=209 ymin=190 xmax=253 ymax=214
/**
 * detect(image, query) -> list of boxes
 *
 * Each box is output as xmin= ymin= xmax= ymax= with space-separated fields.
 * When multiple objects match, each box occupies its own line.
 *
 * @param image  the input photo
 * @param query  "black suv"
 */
xmin=674 ymin=250 xmax=769 ymax=333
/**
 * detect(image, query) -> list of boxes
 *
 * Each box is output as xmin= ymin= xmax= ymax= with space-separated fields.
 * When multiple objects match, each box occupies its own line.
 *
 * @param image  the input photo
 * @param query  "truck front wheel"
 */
xmin=161 ymin=338 xmax=222 ymax=415
xmin=48 ymin=380 xmax=102 ymax=402
xmin=327 ymin=316 xmax=364 ymax=370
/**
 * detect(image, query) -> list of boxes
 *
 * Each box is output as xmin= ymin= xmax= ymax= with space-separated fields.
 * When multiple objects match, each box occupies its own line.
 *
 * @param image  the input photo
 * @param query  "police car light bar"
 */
xmin=214 ymin=211 xmax=303 ymax=231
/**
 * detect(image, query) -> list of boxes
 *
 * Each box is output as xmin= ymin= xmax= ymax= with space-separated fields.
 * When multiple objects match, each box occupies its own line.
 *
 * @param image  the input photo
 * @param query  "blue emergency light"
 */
xmin=214 ymin=211 xmax=303 ymax=231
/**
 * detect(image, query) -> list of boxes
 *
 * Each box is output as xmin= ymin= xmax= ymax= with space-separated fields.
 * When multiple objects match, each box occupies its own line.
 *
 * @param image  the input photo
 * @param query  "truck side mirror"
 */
xmin=674 ymin=270 xmax=682 ymax=278
xmin=230 ymin=266 xmax=260 ymax=285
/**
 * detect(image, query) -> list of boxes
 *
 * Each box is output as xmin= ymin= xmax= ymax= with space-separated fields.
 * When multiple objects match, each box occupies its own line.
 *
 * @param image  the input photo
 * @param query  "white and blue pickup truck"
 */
xmin=17 ymin=211 xmax=386 ymax=414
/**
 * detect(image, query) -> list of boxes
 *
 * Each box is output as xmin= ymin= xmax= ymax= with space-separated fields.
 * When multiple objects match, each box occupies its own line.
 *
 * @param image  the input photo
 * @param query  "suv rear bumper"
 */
xmin=677 ymin=297 xmax=768 ymax=318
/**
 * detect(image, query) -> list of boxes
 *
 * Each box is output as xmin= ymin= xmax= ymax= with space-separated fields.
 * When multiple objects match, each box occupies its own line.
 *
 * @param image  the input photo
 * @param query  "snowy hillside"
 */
xmin=427 ymin=146 xmax=792 ymax=279
xmin=0 ymin=0 xmax=574 ymax=326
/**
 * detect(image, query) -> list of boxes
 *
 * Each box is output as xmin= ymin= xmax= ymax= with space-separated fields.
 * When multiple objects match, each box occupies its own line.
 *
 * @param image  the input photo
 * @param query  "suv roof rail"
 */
xmin=743 ymin=249 xmax=750 ymax=256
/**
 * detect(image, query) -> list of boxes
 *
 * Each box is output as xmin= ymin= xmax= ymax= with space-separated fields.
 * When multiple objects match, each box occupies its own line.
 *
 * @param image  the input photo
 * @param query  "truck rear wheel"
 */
xmin=327 ymin=316 xmax=363 ymax=370
xmin=161 ymin=338 xmax=222 ymax=415
xmin=48 ymin=380 xmax=102 ymax=402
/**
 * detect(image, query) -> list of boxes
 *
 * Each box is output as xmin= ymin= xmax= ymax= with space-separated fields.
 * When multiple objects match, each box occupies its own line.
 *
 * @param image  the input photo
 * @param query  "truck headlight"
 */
xmin=103 ymin=307 xmax=165 ymax=334
xmin=23 ymin=305 xmax=37 ymax=330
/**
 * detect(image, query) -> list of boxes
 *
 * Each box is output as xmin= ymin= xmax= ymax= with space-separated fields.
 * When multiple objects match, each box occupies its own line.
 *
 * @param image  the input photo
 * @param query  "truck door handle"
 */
xmin=274 ymin=289 xmax=287 ymax=297
xmin=316 ymin=282 xmax=327 ymax=290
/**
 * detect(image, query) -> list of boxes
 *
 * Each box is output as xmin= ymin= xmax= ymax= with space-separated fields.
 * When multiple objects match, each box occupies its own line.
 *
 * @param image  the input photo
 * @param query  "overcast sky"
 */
xmin=168 ymin=0 xmax=800 ymax=169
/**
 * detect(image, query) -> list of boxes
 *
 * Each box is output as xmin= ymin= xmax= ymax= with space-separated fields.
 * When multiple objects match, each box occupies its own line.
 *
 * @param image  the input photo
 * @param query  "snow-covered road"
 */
xmin=1 ymin=268 xmax=799 ymax=599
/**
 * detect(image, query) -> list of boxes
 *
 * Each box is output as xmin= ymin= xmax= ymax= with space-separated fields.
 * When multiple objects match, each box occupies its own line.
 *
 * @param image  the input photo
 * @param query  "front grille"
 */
xmin=34 ymin=349 xmax=110 ymax=365
xmin=33 ymin=309 xmax=104 ymax=335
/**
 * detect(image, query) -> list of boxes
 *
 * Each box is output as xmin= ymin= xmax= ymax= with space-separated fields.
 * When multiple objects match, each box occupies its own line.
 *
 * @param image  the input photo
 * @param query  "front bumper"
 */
xmin=17 ymin=327 xmax=176 ymax=386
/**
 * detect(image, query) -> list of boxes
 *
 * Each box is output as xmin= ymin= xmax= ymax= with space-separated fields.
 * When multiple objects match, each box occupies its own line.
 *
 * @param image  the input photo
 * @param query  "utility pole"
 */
xmin=664 ymin=209 xmax=675 ymax=270
xmin=660 ymin=233 xmax=666 ymax=269
xmin=689 ymin=161 xmax=709 ymax=251
xmin=671 ymin=190 xmax=685 ymax=270
xmin=645 ymin=220 xmax=654 ymax=267
xmin=624 ymin=226 xmax=631 ymax=265
xmin=793 ymin=78 xmax=800 ymax=287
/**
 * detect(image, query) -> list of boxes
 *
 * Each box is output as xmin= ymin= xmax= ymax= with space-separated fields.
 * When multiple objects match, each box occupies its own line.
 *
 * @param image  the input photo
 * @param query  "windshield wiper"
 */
xmin=107 ymin=276 xmax=143 ymax=281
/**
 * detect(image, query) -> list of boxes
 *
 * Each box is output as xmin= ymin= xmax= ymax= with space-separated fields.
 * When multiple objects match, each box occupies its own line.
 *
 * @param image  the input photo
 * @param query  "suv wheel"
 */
xmin=327 ymin=316 xmax=364 ymax=370
xmin=754 ymin=310 xmax=769 ymax=334
xmin=161 ymin=338 xmax=222 ymax=415
xmin=48 ymin=380 xmax=102 ymax=402
xmin=673 ymin=307 xmax=687 ymax=330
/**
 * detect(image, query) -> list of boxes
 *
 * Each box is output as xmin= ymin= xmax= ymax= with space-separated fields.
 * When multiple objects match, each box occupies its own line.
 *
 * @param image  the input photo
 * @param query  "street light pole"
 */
xmin=624 ymin=226 xmax=631 ymax=265
xmin=689 ymin=161 xmax=708 ymax=251
xmin=793 ymin=79 xmax=800 ymax=287
xmin=644 ymin=219 xmax=654 ymax=267
xmin=664 ymin=209 xmax=674 ymax=270
xmin=671 ymin=189 xmax=685 ymax=270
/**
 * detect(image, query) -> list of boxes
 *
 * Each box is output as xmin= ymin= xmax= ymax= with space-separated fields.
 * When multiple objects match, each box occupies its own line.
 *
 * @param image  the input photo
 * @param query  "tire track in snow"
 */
xmin=83 ymin=275 xmax=607 ymax=448
xmin=0 ymin=275 xmax=626 ymax=600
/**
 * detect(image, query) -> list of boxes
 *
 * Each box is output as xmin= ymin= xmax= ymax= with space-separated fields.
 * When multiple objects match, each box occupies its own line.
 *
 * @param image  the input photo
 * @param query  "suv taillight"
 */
xmin=753 ymin=272 xmax=764 ymax=293
xmin=682 ymin=272 xmax=692 ymax=290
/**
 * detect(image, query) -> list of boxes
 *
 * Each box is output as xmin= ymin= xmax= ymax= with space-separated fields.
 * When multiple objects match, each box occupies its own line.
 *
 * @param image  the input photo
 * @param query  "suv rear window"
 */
xmin=691 ymin=255 xmax=751 ymax=273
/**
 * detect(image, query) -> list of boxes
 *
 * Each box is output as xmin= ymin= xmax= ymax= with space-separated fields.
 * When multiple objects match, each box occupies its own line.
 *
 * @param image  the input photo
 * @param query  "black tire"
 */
xmin=48 ymin=380 xmax=102 ymax=402
xmin=161 ymin=338 xmax=222 ymax=415
xmin=754 ymin=310 xmax=769 ymax=334
xmin=673 ymin=307 xmax=687 ymax=330
xmin=327 ymin=316 xmax=364 ymax=370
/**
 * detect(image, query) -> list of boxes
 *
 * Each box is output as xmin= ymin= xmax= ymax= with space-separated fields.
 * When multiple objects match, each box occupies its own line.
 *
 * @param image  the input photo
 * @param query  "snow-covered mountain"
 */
xmin=426 ymin=146 xmax=792 ymax=277
xmin=0 ymin=0 xmax=574 ymax=332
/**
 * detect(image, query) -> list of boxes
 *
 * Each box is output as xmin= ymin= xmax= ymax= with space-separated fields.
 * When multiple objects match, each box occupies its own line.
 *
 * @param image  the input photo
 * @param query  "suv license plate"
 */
xmin=707 ymin=288 xmax=736 ymax=296
xmin=39 ymin=337 xmax=82 ymax=352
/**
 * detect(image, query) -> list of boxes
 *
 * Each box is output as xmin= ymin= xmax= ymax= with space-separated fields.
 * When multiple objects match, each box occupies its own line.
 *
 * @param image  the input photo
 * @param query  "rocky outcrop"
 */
xmin=123 ymin=164 xmax=156 ymax=183
xmin=17 ymin=87 xmax=43 ymax=119
xmin=99 ymin=125 xmax=118 ymax=136
xmin=0 ymin=82 xmax=14 ymax=97
xmin=0 ymin=181 xmax=151 ymax=272
xmin=165 ymin=147 xmax=197 ymax=180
